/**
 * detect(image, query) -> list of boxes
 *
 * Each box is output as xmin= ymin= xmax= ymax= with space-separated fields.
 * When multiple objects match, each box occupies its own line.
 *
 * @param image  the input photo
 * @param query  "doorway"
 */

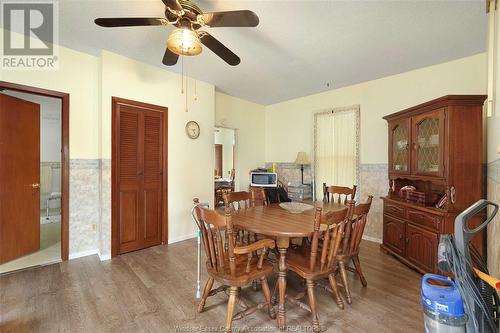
xmin=111 ymin=97 xmax=168 ymax=257
xmin=0 ymin=81 xmax=69 ymax=273
xmin=214 ymin=127 xmax=236 ymax=207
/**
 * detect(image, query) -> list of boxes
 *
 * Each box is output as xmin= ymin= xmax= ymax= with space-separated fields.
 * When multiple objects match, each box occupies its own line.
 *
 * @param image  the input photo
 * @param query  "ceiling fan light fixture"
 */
xmin=167 ymin=28 xmax=202 ymax=56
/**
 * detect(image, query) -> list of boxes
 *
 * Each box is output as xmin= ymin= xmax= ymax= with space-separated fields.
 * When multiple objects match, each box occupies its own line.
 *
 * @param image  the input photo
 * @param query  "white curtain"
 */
xmin=314 ymin=106 xmax=360 ymax=200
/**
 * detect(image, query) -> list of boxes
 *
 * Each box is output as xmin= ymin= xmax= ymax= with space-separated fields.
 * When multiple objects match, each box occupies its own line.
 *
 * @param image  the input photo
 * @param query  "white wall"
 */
xmin=265 ymin=53 xmax=487 ymax=164
xmin=215 ymin=92 xmax=266 ymax=191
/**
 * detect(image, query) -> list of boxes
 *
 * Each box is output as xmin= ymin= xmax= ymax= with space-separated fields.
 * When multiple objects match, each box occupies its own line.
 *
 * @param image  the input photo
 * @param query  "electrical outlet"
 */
xmin=92 ymin=223 xmax=96 ymax=231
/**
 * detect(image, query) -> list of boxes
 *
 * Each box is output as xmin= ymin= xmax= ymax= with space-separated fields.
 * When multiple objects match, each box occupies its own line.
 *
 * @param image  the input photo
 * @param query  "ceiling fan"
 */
xmin=94 ymin=0 xmax=259 ymax=66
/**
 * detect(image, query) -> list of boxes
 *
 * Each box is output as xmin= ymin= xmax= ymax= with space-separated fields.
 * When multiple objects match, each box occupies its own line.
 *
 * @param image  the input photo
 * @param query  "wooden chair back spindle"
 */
xmin=323 ymin=183 xmax=357 ymax=205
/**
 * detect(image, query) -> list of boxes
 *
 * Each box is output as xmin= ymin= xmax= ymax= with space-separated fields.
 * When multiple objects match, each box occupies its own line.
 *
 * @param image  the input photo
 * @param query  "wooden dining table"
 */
xmin=231 ymin=200 xmax=346 ymax=330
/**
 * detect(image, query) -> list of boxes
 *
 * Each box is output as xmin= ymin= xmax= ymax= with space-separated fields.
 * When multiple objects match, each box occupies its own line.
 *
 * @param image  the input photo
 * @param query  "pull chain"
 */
xmin=181 ymin=55 xmax=184 ymax=94
xmin=185 ymin=73 xmax=188 ymax=113
xmin=194 ymin=79 xmax=197 ymax=101
xmin=180 ymin=55 xmax=196 ymax=112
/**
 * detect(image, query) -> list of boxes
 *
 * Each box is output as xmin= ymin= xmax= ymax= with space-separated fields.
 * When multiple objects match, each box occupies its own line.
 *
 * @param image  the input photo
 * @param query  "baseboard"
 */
xmin=168 ymin=232 xmax=197 ymax=245
xmin=98 ymin=250 xmax=111 ymax=261
xmin=68 ymin=249 xmax=98 ymax=260
xmin=362 ymin=235 xmax=382 ymax=244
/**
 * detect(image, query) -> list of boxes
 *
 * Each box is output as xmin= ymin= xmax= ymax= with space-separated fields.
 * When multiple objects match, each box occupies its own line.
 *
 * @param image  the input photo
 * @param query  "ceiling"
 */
xmin=55 ymin=0 xmax=486 ymax=105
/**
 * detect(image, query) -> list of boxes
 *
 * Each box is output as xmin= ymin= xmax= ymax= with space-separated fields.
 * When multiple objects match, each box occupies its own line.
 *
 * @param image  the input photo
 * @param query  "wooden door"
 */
xmin=388 ymin=119 xmax=411 ymax=175
xmin=405 ymin=223 xmax=438 ymax=273
xmin=114 ymin=99 xmax=166 ymax=255
xmin=411 ymin=108 xmax=445 ymax=177
xmin=382 ymin=214 xmax=405 ymax=256
xmin=214 ymin=144 xmax=223 ymax=177
xmin=0 ymin=93 xmax=40 ymax=264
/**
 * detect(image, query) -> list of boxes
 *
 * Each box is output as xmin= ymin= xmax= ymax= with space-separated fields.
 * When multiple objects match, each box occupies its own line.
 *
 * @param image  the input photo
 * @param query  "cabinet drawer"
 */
xmin=407 ymin=209 xmax=442 ymax=232
xmin=383 ymin=202 xmax=406 ymax=219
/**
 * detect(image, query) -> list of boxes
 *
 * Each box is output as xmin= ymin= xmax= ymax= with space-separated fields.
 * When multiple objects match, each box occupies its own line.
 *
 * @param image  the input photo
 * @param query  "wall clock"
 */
xmin=185 ymin=121 xmax=200 ymax=139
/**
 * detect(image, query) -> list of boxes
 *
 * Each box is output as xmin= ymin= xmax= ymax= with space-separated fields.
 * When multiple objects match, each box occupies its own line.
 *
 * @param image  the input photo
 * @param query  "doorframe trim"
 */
xmin=111 ymin=97 xmax=168 ymax=257
xmin=0 ymin=81 xmax=70 ymax=261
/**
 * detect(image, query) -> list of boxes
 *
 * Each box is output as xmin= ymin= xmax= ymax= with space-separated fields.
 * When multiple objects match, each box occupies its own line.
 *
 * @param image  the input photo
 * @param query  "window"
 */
xmin=313 ymin=106 xmax=360 ymax=200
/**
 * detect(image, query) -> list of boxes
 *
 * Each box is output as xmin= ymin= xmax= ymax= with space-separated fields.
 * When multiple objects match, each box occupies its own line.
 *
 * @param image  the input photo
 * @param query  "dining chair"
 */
xmin=223 ymin=190 xmax=260 ymax=290
xmin=224 ymin=191 xmax=252 ymax=210
xmin=336 ymin=195 xmax=373 ymax=305
xmin=250 ymin=187 xmax=267 ymax=207
xmin=323 ymin=183 xmax=357 ymax=204
xmin=286 ymin=201 xmax=355 ymax=331
xmin=223 ymin=191 xmax=253 ymax=242
xmin=193 ymin=205 xmax=276 ymax=333
xmin=249 ymin=187 xmax=278 ymax=256
xmin=215 ymin=188 xmax=231 ymax=208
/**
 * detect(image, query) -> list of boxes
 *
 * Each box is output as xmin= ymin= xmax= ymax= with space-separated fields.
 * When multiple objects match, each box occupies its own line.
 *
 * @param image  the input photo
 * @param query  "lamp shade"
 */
xmin=167 ymin=28 xmax=202 ymax=56
xmin=294 ymin=152 xmax=310 ymax=165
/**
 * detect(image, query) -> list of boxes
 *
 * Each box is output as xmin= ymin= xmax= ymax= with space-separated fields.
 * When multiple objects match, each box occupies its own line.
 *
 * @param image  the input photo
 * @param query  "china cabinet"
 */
xmin=381 ymin=95 xmax=487 ymax=274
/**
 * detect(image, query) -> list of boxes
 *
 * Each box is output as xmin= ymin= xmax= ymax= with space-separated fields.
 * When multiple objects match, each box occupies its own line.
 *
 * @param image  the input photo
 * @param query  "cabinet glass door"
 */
xmin=413 ymin=109 xmax=444 ymax=176
xmin=390 ymin=120 xmax=410 ymax=173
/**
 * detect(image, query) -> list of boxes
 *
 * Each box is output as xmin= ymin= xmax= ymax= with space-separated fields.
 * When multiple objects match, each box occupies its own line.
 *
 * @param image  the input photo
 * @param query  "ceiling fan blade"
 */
xmin=202 ymin=10 xmax=259 ymax=27
xmin=162 ymin=48 xmax=179 ymax=66
xmin=94 ymin=18 xmax=169 ymax=27
xmin=162 ymin=0 xmax=183 ymax=12
xmin=199 ymin=31 xmax=240 ymax=66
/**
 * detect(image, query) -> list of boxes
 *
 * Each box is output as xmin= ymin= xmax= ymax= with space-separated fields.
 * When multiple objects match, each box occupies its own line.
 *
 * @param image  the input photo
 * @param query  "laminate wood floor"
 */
xmin=0 ymin=239 xmax=424 ymax=333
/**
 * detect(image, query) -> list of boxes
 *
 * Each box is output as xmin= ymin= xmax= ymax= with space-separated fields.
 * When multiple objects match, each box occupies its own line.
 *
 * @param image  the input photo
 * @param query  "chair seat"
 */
xmin=287 ymin=246 xmax=333 ymax=280
xmin=206 ymin=255 xmax=274 ymax=287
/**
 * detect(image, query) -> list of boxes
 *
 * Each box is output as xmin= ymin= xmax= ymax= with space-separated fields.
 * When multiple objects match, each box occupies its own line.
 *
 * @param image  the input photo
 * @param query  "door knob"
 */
xmin=31 ymin=183 xmax=40 ymax=189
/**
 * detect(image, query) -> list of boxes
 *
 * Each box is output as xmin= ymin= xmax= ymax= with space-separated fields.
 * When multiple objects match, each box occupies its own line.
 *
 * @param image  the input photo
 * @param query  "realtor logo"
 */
xmin=2 ymin=1 xmax=59 ymax=70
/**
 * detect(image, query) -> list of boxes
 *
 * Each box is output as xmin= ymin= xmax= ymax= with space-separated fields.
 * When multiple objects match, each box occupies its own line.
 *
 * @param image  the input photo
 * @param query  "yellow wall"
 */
xmin=215 ymin=92 xmax=266 ymax=191
xmin=0 ymin=30 xmax=100 ymax=159
xmin=1 ymin=30 xmax=219 ymax=253
xmin=265 ymin=53 xmax=488 ymax=164
xmin=100 ymin=51 xmax=215 ymax=244
xmin=1 ymin=27 xmax=493 ymax=260
xmin=486 ymin=3 xmax=500 ymax=278
xmin=264 ymin=53 xmax=487 ymax=242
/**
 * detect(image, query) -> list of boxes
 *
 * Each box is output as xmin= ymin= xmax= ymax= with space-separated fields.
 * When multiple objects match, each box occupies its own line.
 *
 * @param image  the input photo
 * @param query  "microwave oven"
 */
xmin=250 ymin=172 xmax=278 ymax=188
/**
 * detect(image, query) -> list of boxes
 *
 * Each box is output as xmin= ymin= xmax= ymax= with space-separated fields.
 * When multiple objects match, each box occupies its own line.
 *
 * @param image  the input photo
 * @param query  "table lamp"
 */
xmin=294 ymin=152 xmax=310 ymax=185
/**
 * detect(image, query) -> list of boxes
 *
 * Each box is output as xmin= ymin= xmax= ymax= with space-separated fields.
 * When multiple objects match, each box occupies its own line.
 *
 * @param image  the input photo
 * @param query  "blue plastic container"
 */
xmin=421 ymin=274 xmax=467 ymax=333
